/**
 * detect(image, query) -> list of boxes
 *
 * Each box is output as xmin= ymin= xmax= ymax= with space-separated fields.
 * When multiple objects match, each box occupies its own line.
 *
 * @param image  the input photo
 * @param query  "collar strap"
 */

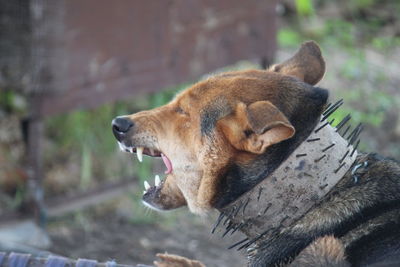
xmin=219 ymin=115 xmax=359 ymax=242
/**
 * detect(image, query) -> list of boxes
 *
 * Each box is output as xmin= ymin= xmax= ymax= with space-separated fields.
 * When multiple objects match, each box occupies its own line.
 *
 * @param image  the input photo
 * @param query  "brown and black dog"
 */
xmin=112 ymin=41 xmax=400 ymax=266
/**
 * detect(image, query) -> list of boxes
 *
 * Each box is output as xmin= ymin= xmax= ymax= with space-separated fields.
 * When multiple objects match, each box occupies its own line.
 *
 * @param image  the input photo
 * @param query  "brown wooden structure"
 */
xmin=0 ymin=0 xmax=277 ymax=224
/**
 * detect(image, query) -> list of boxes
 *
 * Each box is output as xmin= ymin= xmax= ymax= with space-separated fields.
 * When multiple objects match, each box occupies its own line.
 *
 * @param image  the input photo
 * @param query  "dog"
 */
xmin=112 ymin=41 xmax=400 ymax=266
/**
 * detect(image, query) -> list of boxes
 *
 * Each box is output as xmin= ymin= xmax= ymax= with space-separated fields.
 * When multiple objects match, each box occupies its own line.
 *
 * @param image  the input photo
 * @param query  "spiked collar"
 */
xmin=214 ymin=101 xmax=362 ymax=251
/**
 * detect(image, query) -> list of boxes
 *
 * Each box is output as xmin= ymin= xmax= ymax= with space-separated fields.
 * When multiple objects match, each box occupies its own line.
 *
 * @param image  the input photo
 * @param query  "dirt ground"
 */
xmin=48 ymin=197 xmax=247 ymax=267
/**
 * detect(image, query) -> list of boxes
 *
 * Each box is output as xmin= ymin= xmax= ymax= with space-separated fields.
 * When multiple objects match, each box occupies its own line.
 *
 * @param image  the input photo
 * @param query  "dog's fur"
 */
xmin=113 ymin=41 xmax=400 ymax=266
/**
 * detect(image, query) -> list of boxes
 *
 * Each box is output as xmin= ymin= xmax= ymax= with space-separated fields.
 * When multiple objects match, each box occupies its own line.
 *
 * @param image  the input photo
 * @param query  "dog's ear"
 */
xmin=219 ymin=101 xmax=295 ymax=154
xmin=269 ymin=41 xmax=325 ymax=85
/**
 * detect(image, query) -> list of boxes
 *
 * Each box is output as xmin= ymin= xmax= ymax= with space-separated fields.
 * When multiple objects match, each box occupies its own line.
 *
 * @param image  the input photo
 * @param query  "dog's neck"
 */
xmin=215 ymin=114 xmax=359 ymax=250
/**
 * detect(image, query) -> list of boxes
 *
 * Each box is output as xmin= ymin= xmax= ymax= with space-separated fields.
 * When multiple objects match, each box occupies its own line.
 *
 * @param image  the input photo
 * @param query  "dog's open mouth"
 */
xmin=117 ymin=141 xmax=173 ymax=195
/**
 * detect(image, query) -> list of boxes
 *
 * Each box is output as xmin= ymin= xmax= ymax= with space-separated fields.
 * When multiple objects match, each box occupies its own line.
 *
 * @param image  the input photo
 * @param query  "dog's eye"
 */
xmin=175 ymin=107 xmax=189 ymax=116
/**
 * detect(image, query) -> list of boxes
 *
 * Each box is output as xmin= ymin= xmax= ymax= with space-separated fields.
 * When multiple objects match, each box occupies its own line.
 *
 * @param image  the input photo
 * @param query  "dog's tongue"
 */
xmin=161 ymin=153 xmax=173 ymax=174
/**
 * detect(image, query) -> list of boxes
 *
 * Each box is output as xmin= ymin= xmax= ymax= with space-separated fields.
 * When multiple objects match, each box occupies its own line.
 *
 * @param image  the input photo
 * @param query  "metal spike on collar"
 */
xmin=211 ymin=212 xmax=225 ymax=234
xmin=230 ymin=222 xmax=245 ymax=235
xmin=314 ymin=121 xmax=330 ymax=133
xmin=223 ymin=206 xmax=236 ymax=225
xmin=347 ymin=123 xmax=362 ymax=142
xmin=322 ymin=143 xmax=335 ymax=152
xmin=222 ymin=222 xmax=235 ymax=237
xmin=234 ymin=200 xmax=245 ymax=217
xmin=336 ymin=114 xmax=351 ymax=132
xmin=342 ymin=125 xmax=351 ymax=137
xmin=237 ymin=228 xmax=275 ymax=251
xmin=351 ymin=139 xmax=360 ymax=157
xmin=228 ymin=237 xmax=249 ymax=250
xmin=321 ymin=99 xmax=343 ymax=121
xmin=257 ymin=187 xmax=264 ymax=201
xmin=242 ymin=198 xmax=251 ymax=215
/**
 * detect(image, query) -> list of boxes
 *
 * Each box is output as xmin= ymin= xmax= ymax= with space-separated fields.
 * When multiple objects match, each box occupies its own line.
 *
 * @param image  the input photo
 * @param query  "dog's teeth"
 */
xmin=155 ymin=175 xmax=161 ymax=186
xmin=129 ymin=147 xmax=134 ymax=153
xmin=118 ymin=142 xmax=124 ymax=151
xmin=137 ymin=147 xmax=144 ymax=162
xmin=144 ymin=180 xmax=150 ymax=190
xmin=149 ymin=148 xmax=155 ymax=156
xmin=143 ymin=190 xmax=146 ymax=195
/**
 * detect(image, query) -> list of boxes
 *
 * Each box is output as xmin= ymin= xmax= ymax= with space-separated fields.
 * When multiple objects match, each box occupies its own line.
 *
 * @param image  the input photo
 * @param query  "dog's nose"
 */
xmin=112 ymin=117 xmax=134 ymax=141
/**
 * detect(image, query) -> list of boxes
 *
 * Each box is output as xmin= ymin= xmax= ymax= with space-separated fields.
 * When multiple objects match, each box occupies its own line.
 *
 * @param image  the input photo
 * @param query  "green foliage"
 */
xmin=321 ymin=19 xmax=356 ymax=47
xmin=349 ymin=0 xmax=378 ymax=9
xmin=278 ymin=28 xmax=303 ymax=48
xmin=295 ymin=0 xmax=315 ymax=17
xmin=0 ymin=90 xmax=27 ymax=114
xmin=330 ymin=88 xmax=394 ymax=129
xmin=371 ymin=36 xmax=400 ymax=51
xmin=80 ymin=144 xmax=92 ymax=190
xmin=338 ymin=52 xmax=367 ymax=80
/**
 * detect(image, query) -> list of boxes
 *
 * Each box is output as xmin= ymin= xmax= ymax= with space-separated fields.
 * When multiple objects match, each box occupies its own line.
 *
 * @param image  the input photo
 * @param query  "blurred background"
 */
xmin=0 ymin=0 xmax=399 ymax=266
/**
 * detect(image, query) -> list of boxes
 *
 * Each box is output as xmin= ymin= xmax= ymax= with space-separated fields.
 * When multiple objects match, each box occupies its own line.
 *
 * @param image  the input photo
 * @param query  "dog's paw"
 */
xmin=154 ymin=253 xmax=206 ymax=267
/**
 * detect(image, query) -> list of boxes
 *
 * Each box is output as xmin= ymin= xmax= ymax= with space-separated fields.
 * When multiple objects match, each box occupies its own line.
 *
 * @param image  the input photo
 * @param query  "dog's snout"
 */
xmin=112 ymin=117 xmax=134 ymax=141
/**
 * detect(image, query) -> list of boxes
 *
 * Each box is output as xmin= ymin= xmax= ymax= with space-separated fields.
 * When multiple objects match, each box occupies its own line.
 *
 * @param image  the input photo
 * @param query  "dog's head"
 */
xmin=112 ymin=41 xmax=328 ymax=214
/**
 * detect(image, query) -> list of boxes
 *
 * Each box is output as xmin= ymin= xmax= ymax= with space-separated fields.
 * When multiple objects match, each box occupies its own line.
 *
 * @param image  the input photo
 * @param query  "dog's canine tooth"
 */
xmin=155 ymin=175 xmax=161 ymax=186
xmin=129 ymin=147 xmax=134 ymax=153
xmin=118 ymin=142 xmax=125 ymax=151
xmin=144 ymin=180 xmax=150 ymax=190
xmin=143 ymin=191 xmax=146 ymax=195
xmin=137 ymin=147 xmax=144 ymax=162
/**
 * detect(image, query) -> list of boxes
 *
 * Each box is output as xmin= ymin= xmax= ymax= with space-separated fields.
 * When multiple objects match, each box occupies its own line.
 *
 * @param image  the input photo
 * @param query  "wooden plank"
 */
xmin=37 ymin=0 xmax=277 ymax=116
